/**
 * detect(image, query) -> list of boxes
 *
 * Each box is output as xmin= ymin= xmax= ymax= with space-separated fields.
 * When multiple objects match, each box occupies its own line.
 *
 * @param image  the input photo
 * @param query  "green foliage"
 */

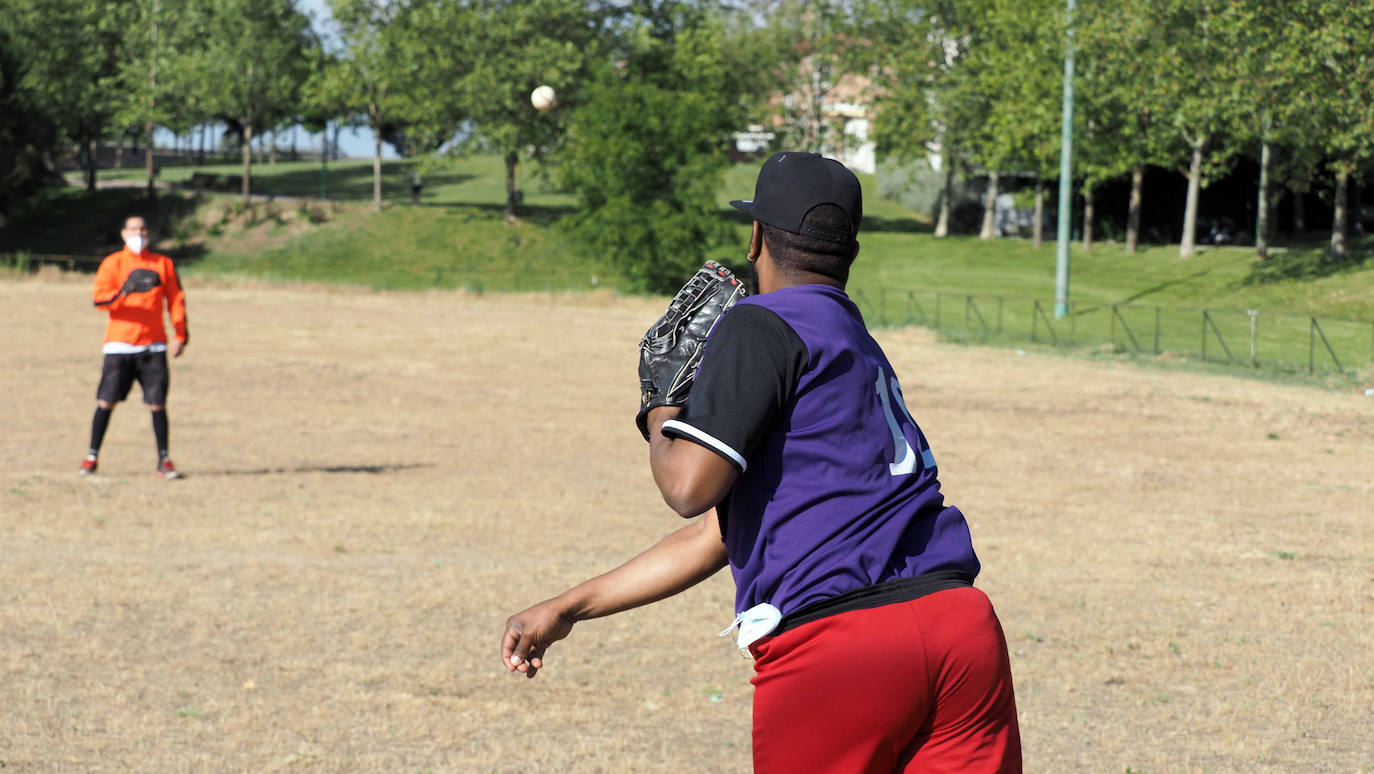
xmin=3 ymin=0 xmax=125 ymax=192
xmin=865 ymin=0 xmax=980 ymax=165
xmin=555 ymin=5 xmax=747 ymax=294
xmin=875 ymin=157 xmax=949 ymax=220
xmin=182 ymin=0 xmax=317 ymax=199
xmin=418 ymin=0 xmax=609 ymax=217
xmin=0 ymin=28 xmax=61 ymax=215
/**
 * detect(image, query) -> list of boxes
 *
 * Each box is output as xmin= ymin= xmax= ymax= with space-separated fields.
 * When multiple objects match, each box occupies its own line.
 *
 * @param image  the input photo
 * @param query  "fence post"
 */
xmin=1247 ymin=310 xmax=1258 ymax=367
xmin=1202 ymin=310 xmax=1208 ymax=361
xmin=1031 ymin=300 xmax=1058 ymax=344
xmin=1310 ymin=317 xmax=1344 ymax=374
xmin=1110 ymin=305 xmax=1117 ymax=348
xmin=1309 ymin=317 xmax=1315 ymax=375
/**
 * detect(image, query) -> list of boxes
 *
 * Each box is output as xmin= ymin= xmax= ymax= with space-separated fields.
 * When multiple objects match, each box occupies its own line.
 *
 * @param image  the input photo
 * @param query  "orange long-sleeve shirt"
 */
xmin=92 ymin=247 xmax=188 ymax=347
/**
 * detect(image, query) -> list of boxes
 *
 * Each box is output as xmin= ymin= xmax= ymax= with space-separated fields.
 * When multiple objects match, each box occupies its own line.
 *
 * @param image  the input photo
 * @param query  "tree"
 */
xmin=0 ymin=27 xmax=62 ymax=216
xmin=323 ymin=0 xmax=430 ymax=211
xmin=750 ymin=0 xmax=852 ymax=153
xmin=1286 ymin=0 xmax=1374 ymax=262
xmin=954 ymin=0 xmax=1063 ymax=243
xmin=431 ymin=0 xmax=608 ymax=221
xmin=5 ymin=0 xmax=125 ymax=193
xmin=114 ymin=0 xmax=209 ymax=200
xmin=1138 ymin=0 xmax=1248 ymax=258
xmin=184 ymin=0 xmax=316 ymax=204
xmin=557 ymin=3 xmax=759 ymax=293
xmin=864 ymin=0 xmax=983 ymax=237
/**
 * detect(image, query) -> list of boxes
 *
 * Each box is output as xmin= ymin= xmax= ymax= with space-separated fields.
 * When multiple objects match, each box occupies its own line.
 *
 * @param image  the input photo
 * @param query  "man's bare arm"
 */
xmin=500 ymin=508 xmax=728 ymax=678
xmin=645 ymin=406 xmax=738 ymax=517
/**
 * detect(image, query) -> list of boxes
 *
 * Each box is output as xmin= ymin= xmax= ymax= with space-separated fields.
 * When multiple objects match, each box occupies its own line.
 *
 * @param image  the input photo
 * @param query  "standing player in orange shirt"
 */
xmin=80 ymin=215 xmax=189 ymax=479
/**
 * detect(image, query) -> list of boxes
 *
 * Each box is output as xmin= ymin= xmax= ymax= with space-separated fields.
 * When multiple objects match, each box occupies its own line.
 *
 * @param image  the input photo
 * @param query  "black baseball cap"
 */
xmin=730 ymin=151 xmax=863 ymax=245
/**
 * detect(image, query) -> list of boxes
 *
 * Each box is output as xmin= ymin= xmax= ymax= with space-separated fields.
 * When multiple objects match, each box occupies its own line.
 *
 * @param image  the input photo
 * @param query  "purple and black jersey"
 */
xmin=662 ymin=284 xmax=980 ymax=618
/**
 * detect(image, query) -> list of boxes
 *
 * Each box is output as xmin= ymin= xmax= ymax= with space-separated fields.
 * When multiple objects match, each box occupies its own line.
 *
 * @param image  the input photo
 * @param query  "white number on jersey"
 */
xmin=875 ymin=370 xmax=936 ymax=477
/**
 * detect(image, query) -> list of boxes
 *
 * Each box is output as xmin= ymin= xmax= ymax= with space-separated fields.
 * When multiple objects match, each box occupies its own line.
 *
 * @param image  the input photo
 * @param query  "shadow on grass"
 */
xmin=193 ymin=462 xmax=433 ymax=477
xmin=860 ymin=214 xmax=935 ymax=235
xmin=424 ymin=201 xmax=578 ymax=227
xmin=238 ymin=163 xmax=476 ymax=200
xmin=1243 ymin=238 xmax=1371 ymax=285
xmin=0 ymin=188 xmax=202 ymax=259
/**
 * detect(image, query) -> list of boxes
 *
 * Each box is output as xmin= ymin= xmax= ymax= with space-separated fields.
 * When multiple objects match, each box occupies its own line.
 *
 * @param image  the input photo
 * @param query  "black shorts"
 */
xmin=96 ymin=351 xmax=170 ymax=405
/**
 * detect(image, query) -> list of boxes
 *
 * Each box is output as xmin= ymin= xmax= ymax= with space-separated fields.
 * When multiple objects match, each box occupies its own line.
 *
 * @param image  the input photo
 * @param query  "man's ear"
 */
xmin=748 ymin=222 xmax=763 ymax=262
xmin=849 ymin=240 xmax=860 ymax=264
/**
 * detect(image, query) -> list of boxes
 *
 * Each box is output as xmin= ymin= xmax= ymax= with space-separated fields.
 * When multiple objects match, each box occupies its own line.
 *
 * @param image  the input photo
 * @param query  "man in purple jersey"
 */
xmin=501 ymin=152 xmax=1021 ymax=774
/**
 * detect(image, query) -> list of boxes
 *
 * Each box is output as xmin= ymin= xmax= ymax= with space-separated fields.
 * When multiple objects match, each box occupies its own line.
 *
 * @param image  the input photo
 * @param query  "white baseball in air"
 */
xmin=530 ymin=85 xmax=557 ymax=111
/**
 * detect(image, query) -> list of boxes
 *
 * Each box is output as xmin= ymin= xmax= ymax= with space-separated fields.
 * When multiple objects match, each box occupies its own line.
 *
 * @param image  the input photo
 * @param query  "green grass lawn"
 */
xmin=10 ymin=153 xmax=1374 ymax=379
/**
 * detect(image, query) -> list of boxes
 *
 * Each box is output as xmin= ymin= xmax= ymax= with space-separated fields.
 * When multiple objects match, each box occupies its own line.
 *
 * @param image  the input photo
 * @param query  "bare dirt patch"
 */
xmin=1 ymin=276 xmax=1370 ymax=773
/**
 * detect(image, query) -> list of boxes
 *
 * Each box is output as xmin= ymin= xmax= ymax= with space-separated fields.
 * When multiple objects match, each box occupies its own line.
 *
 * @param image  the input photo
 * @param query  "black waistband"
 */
xmin=776 ymin=570 xmax=976 ymax=636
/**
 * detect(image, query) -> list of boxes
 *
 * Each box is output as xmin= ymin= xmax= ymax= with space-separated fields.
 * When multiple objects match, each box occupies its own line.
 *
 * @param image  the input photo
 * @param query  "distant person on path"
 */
xmin=80 ymin=215 xmax=188 ymax=479
xmin=500 ymin=152 xmax=1020 ymax=773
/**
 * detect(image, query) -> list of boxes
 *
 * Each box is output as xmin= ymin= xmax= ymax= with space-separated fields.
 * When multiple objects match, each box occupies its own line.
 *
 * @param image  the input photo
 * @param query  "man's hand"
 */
xmin=170 ymin=340 xmax=186 ymax=358
xmin=501 ymin=599 xmax=576 ymax=679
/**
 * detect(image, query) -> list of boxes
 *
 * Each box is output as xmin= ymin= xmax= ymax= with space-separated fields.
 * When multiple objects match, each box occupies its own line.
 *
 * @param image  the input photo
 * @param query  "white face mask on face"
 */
xmin=125 ymin=236 xmax=145 ymax=254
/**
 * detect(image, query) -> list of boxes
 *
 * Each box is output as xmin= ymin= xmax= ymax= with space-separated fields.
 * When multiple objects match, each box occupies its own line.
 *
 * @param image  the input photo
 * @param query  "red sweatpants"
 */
xmin=748 ymin=586 xmax=1021 ymax=774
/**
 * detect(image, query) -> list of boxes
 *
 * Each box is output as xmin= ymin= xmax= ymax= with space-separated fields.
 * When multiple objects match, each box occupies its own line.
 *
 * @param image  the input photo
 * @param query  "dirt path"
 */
xmin=1 ymin=275 xmax=1370 ymax=773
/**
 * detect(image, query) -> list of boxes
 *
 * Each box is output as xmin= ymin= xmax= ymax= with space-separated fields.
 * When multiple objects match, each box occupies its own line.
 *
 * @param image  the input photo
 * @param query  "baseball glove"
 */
xmin=636 ymin=260 xmax=748 ymax=440
xmin=120 ymin=268 xmax=162 ymax=296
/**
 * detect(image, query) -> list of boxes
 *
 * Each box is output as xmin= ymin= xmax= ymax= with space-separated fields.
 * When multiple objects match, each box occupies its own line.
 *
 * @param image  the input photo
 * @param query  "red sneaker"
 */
xmin=156 ymin=458 xmax=182 ymax=480
xmin=79 ymin=456 xmax=98 ymax=476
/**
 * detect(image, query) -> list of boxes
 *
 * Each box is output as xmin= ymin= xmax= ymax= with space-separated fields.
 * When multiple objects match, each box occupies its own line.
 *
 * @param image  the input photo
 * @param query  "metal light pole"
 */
xmin=1054 ymin=0 xmax=1076 ymax=319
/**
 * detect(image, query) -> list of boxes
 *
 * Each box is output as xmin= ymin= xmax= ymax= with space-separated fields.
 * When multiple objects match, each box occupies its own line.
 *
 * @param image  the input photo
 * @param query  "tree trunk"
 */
xmin=1082 ymin=183 xmax=1094 ymax=253
xmin=504 ymin=150 xmax=520 ymax=221
xmin=1032 ymin=178 xmax=1045 ymax=249
xmin=332 ymin=124 xmax=342 ymax=160
xmin=198 ymin=123 xmax=206 ymax=164
xmin=145 ymin=122 xmax=157 ymax=200
xmin=1179 ymin=137 xmax=1206 ymax=258
xmin=86 ymin=132 xmax=98 ymax=193
xmin=934 ymin=158 xmax=952 ymax=238
xmin=1256 ymin=138 xmax=1271 ymax=258
xmin=979 ymin=171 xmax=999 ymax=240
xmin=241 ymin=122 xmax=253 ymax=204
xmin=373 ymin=130 xmax=383 ymax=212
xmin=1331 ymin=165 xmax=1349 ymax=262
xmin=1292 ymin=187 xmax=1305 ymax=233
xmin=146 ymin=0 xmax=158 ymax=200
xmin=1126 ymin=163 xmax=1143 ymax=254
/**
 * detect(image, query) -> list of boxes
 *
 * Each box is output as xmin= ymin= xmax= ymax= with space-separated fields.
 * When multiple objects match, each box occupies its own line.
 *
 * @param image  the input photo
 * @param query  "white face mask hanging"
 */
xmin=719 ymin=602 xmax=782 ymax=656
xmin=125 ymin=236 xmax=145 ymax=254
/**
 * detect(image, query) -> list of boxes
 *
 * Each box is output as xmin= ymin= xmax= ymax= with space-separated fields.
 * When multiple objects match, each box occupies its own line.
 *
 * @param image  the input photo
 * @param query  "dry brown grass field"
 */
xmin=1 ymin=272 xmax=1370 ymax=773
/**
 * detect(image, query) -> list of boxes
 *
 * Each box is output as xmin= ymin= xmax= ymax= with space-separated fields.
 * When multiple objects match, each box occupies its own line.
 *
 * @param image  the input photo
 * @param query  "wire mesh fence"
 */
xmin=849 ymin=287 xmax=1374 ymax=378
xmin=8 ymin=251 xmax=1369 ymax=377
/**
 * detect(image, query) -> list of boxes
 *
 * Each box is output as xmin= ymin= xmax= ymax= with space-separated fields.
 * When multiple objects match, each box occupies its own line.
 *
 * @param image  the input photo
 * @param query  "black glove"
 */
xmin=120 ymin=268 xmax=162 ymax=296
xmin=636 ymin=261 xmax=748 ymax=440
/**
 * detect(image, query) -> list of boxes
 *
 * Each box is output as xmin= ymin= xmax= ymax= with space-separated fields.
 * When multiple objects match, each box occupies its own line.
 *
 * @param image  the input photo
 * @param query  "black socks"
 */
xmin=151 ymin=409 xmax=169 ymax=460
xmin=89 ymin=406 xmax=112 ymax=457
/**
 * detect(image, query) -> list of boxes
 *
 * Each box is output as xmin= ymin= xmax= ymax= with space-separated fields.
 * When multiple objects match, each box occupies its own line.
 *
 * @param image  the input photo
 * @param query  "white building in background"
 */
xmin=825 ymin=100 xmax=875 ymax=174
